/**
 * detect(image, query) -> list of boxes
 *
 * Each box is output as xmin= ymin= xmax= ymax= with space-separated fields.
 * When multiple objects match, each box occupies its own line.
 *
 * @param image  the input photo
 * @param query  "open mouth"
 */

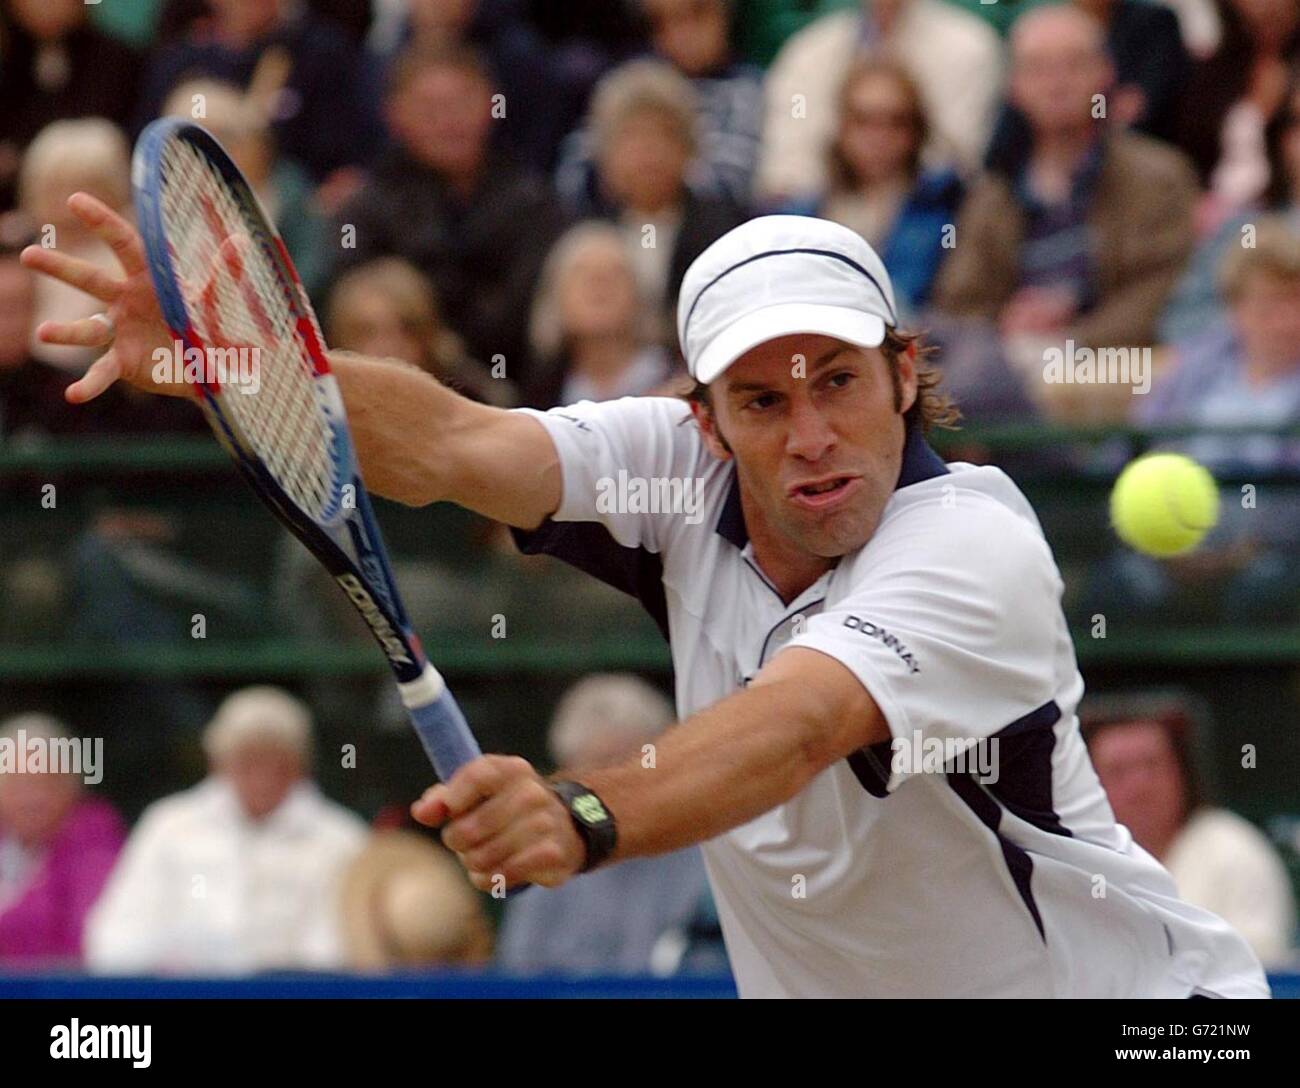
xmin=797 ymin=478 xmax=850 ymax=497
xmin=789 ymin=476 xmax=858 ymax=508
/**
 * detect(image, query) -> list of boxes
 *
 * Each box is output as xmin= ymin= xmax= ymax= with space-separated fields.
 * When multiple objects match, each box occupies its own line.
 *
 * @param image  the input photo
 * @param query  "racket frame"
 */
xmin=132 ymin=118 xmax=481 ymax=781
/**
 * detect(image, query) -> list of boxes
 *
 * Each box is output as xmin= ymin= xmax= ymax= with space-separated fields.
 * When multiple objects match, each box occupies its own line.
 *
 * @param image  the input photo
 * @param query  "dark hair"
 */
xmin=1262 ymin=69 xmax=1300 ymax=209
xmin=682 ymin=327 xmax=961 ymax=435
xmin=385 ymin=42 xmax=494 ymax=101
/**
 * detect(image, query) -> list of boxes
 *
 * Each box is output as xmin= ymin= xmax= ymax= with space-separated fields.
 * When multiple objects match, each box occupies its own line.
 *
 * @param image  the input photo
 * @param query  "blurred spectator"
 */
xmin=566 ymin=60 xmax=747 ymax=347
xmin=162 ymin=78 xmax=330 ymax=301
xmin=0 ymin=713 xmax=125 ymax=967
xmin=1175 ymin=0 xmax=1300 ymax=218
xmin=496 ymin=674 xmax=712 ymax=975
xmin=339 ymin=828 xmax=492 ymax=969
xmin=327 ymin=257 xmax=515 ymax=405
xmin=84 ymin=688 xmax=367 ymax=974
xmin=1083 ymin=694 xmax=1296 ymax=967
xmin=332 ymin=44 xmax=566 ymax=394
xmin=1141 ymin=216 xmax=1300 ymax=475
xmin=930 ymin=5 xmax=1198 ymax=423
xmin=1161 ymin=72 xmax=1300 ymax=343
xmin=1085 ymin=227 xmax=1300 ymax=624
xmin=0 ymin=0 xmax=143 ymax=211
xmin=782 ymin=57 xmax=963 ymax=317
xmin=558 ymin=0 xmax=763 ymax=207
xmin=985 ymin=0 xmax=1191 ymax=173
xmin=375 ymin=0 xmax=574 ymax=172
xmin=755 ymin=0 xmax=1003 ymax=201
xmin=136 ymin=0 xmax=379 ymax=184
xmin=526 ymin=223 xmax=676 ymax=407
xmin=15 ymin=119 xmax=133 ymax=373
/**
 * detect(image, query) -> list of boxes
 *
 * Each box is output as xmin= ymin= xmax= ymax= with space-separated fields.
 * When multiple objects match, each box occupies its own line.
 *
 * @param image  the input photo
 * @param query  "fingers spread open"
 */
xmin=67 ymin=192 xmax=147 ymax=277
xmin=64 ymin=351 xmax=123 ymax=404
xmin=20 ymin=246 xmax=124 ymax=304
xmin=35 ymin=315 xmax=117 ymax=350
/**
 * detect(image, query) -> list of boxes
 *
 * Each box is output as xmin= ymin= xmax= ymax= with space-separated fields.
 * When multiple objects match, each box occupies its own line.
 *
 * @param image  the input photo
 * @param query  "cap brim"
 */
xmin=691 ymin=303 xmax=888 ymax=385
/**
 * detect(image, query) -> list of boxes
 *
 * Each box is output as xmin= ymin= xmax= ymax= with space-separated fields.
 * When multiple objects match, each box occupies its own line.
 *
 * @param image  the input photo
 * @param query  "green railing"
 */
xmin=1 ymin=424 xmax=1298 ymax=680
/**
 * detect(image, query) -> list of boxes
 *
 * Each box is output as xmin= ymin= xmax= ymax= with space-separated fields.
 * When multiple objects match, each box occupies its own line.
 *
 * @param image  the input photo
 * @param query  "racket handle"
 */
xmin=402 ymin=682 xmax=483 ymax=782
xmin=401 ymin=666 xmax=532 ymax=897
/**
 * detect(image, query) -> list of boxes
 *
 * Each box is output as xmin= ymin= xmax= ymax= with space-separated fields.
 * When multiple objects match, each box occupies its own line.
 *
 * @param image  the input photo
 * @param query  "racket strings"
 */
xmin=159 ymin=137 xmax=338 ymax=520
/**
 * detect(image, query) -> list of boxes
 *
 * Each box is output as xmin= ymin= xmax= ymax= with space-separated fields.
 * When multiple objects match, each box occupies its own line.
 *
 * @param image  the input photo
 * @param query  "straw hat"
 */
xmin=340 ymin=830 xmax=492 ymax=970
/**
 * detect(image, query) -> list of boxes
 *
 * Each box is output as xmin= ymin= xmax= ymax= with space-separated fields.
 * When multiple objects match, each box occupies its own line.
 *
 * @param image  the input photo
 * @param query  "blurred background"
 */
xmin=0 ymin=0 xmax=1298 ymax=996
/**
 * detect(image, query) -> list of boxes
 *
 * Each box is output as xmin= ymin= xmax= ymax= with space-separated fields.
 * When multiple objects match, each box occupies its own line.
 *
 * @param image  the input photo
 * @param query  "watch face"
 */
xmin=572 ymin=793 xmax=609 ymax=826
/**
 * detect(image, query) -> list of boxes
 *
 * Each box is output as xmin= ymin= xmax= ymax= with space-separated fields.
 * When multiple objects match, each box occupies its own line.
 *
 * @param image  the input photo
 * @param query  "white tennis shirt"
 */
xmin=513 ymin=395 xmax=1269 ymax=998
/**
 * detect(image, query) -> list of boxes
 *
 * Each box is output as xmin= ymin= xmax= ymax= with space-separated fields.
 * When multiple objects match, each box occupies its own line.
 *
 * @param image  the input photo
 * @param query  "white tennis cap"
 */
xmin=677 ymin=215 xmax=899 ymax=385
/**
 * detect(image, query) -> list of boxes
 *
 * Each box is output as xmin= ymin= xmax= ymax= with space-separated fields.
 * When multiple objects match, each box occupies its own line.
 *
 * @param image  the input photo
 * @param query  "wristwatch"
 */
xmin=549 ymin=780 xmax=618 ymax=872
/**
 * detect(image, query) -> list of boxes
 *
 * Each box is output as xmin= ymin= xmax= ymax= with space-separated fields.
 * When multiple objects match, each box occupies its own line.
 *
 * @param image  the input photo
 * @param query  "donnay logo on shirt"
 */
xmin=841 ymin=615 xmax=919 ymax=674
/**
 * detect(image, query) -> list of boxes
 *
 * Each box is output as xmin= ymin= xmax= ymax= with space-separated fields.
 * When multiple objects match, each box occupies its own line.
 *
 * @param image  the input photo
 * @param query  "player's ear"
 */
xmin=894 ymin=342 xmax=919 ymax=417
xmin=690 ymin=397 xmax=733 ymax=461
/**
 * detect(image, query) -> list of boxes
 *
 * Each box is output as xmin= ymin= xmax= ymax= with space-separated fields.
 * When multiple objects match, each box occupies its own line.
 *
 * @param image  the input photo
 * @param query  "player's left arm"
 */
xmin=412 ymin=647 xmax=888 ymax=890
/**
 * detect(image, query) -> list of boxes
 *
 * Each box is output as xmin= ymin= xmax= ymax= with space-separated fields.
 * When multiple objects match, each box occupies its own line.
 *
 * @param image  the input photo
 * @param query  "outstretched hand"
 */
xmin=20 ymin=192 xmax=183 ymax=403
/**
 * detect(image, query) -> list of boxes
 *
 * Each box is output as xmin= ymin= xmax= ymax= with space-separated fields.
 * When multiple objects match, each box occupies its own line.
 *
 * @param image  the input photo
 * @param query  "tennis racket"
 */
xmin=132 ymin=117 xmax=482 ymax=783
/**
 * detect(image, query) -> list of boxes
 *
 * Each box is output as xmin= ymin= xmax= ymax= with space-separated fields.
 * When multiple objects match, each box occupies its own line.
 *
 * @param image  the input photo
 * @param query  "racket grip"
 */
xmin=401 ymin=667 xmax=532 ymax=897
xmin=403 ymin=687 xmax=482 ymax=782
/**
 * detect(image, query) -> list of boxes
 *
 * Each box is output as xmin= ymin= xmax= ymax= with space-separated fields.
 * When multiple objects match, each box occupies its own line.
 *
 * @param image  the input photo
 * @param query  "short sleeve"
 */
xmin=785 ymin=496 xmax=1065 ymax=790
xmin=512 ymin=396 xmax=701 ymax=553
xmin=508 ymin=397 xmax=705 ymax=637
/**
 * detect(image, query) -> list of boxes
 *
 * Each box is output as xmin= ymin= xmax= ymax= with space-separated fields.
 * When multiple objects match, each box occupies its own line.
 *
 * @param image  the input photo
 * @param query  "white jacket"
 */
xmin=85 ymin=778 xmax=368 ymax=975
xmin=755 ymin=2 xmax=1003 ymax=200
xmin=1165 ymin=808 xmax=1297 ymax=968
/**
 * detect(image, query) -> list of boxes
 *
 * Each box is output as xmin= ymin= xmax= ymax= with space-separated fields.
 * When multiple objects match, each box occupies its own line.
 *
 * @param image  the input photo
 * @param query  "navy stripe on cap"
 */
xmin=683 ymin=248 xmax=899 ymax=342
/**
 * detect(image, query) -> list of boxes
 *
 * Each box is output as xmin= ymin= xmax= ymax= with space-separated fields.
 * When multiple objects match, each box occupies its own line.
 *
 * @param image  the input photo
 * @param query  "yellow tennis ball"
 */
xmin=1109 ymin=453 xmax=1220 ymax=558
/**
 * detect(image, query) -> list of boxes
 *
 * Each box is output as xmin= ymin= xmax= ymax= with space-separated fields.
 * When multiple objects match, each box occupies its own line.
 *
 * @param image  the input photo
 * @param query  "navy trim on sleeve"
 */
xmin=510 ymin=520 xmax=670 ymax=640
xmin=945 ymin=699 xmax=1068 ymax=942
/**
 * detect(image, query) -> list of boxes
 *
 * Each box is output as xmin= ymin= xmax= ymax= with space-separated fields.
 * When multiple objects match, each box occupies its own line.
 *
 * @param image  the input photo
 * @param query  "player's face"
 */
xmin=699 ymin=334 xmax=917 ymax=560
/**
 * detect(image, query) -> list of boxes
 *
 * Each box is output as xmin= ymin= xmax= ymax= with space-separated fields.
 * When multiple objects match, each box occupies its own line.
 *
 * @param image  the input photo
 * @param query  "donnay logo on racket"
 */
xmin=336 ymin=574 xmax=412 ymax=665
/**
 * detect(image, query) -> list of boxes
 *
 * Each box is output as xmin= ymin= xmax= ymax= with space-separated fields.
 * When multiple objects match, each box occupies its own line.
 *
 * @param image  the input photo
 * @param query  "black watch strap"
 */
xmin=549 ymin=780 xmax=618 ymax=872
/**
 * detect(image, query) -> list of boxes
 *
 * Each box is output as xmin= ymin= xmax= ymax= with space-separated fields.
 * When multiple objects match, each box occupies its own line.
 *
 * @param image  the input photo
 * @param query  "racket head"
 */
xmin=134 ymin=117 xmax=347 ymax=525
xmin=132 ymin=118 xmax=426 ymax=682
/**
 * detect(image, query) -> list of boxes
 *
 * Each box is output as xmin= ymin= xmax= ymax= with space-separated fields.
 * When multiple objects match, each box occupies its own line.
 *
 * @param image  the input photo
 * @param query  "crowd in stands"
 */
xmin=0 ymin=0 xmax=1298 ymax=978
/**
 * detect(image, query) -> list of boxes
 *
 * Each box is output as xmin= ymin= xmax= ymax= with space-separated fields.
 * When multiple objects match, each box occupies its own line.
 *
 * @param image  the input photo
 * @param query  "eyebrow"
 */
xmin=725 ymin=344 xmax=858 ymax=394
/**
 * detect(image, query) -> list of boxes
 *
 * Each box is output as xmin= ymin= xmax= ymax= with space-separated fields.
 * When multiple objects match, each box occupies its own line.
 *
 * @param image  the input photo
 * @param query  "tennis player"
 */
xmin=23 ymin=199 xmax=1269 ymax=998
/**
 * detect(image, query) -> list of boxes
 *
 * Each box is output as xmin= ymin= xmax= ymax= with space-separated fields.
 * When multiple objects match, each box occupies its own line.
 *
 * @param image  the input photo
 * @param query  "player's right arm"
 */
xmin=19 ymin=192 xmax=562 ymax=529
xmin=327 ymin=351 xmax=560 ymax=526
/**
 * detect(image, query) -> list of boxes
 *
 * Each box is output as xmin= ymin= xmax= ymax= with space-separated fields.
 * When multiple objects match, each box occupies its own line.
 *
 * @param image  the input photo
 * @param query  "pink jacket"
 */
xmin=0 ymin=798 xmax=125 ymax=966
